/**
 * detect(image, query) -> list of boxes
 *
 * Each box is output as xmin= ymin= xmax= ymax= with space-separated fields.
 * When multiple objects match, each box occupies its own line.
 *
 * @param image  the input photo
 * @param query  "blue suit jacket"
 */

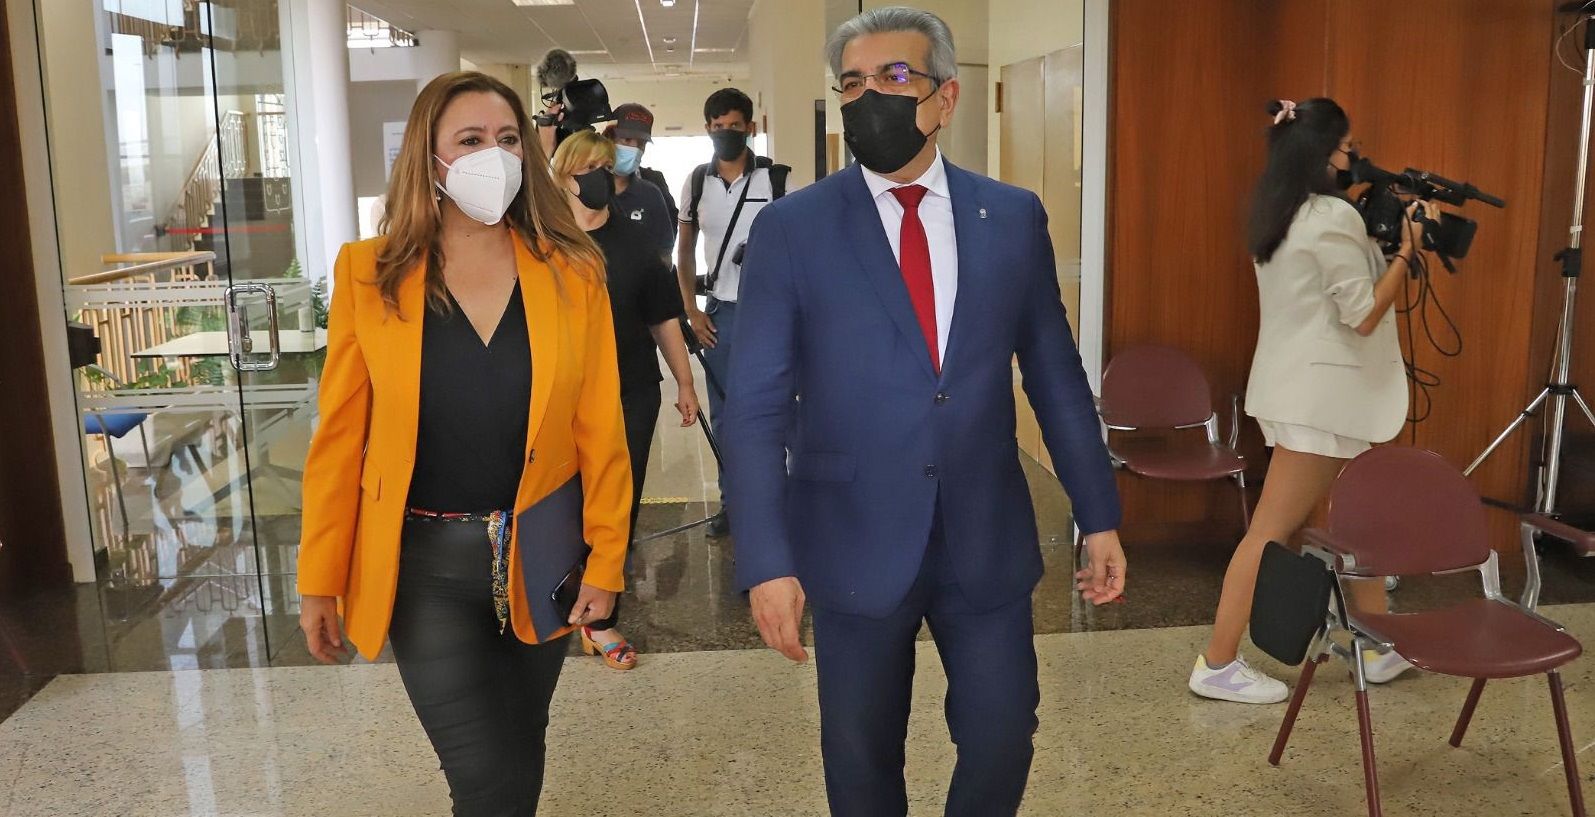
xmin=722 ymin=161 xmax=1121 ymax=618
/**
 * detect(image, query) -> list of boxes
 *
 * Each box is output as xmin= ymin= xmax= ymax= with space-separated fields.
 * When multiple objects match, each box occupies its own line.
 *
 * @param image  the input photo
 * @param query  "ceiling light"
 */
xmin=511 ymin=0 xmax=574 ymax=6
xmin=565 ymin=49 xmax=608 ymax=56
xmin=661 ymin=0 xmax=677 ymax=6
xmin=693 ymin=47 xmax=734 ymax=54
xmin=662 ymin=36 xmax=677 ymax=44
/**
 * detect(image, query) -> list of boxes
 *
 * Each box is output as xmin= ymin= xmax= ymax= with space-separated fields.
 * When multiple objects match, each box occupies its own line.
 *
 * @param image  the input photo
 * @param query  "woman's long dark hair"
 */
xmin=1247 ymin=98 xmax=1350 ymax=263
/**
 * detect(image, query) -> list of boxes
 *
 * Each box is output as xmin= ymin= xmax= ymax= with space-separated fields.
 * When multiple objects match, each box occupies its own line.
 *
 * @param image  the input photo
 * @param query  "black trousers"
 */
xmin=587 ymin=386 xmax=660 ymax=631
xmin=389 ymin=517 xmax=570 ymax=817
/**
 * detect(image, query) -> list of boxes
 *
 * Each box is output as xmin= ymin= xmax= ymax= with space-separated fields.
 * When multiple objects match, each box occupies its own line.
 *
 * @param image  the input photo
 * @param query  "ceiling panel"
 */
xmin=349 ymin=0 xmax=755 ymax=76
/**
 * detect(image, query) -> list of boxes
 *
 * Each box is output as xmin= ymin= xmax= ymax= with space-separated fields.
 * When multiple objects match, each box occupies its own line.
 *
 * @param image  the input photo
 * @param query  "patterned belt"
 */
xmin=405 ymin=507 xmax=513 ymax=634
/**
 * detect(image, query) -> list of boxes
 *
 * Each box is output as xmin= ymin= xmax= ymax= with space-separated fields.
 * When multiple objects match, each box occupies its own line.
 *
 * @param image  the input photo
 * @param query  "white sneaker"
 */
xmin=1362 ymin=649 xmax=1414 ymax=684
xmin=1188 ymin=654 xmax=1290 ymax=704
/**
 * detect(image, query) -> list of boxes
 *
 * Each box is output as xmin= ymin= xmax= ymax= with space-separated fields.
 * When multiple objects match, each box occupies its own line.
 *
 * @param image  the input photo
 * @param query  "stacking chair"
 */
xmin=1098 ymin=345 xmax=1250 ymax=528
xmin=1269 ymin=447 xmax=1586 ymax=817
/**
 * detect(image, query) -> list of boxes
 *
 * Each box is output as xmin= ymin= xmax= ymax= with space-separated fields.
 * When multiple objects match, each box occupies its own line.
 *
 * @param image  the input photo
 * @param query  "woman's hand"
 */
xmin=299 ymin=595 xmax=348 ymax=664
xmin=1400 ymin=199 xmax=1433 ymax=255
xmin=676 ymin=385 xmax=701 ymax=427
xmin=567 ymin=583 xmax=618 ymax=626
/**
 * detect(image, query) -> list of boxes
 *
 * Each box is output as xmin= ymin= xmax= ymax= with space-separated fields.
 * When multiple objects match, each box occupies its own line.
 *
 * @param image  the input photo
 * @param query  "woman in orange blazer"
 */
xmin=296 ymin=71 xmax=632 ymax=816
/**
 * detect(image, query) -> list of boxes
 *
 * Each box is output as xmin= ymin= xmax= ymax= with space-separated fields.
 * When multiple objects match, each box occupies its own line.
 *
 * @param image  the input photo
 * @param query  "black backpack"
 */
xmin=683 ymin=156 xmax=790 ymax=226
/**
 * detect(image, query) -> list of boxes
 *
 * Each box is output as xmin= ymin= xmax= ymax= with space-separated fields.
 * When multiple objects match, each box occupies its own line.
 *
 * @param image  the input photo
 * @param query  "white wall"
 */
xmin=36 ymin=0 xmax=119 ymax=281
xmin=594 ymin=75 xmax=753 ymax=137
xmin=9 ymin=0 xmax=96 ymax=581
xmin=748 ymin=0 xmax=827 ymax=187
xmin=987 ymin=0 xmax=1085 ymax=176
xmin=348 ymin=81 xmax=419 ymax=198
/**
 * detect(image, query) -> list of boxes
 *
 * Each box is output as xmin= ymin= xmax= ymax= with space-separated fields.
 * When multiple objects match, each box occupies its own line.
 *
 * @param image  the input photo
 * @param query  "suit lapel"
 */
xmin=841 ymin=164 xmax=938 ymax=381
xmin=515 ymin=232 xmax=559 ymax=458
xmin=392 ymin=256 xmax=426 ymax=463
xmin=941 ymin=162 xmax=989 ymax=380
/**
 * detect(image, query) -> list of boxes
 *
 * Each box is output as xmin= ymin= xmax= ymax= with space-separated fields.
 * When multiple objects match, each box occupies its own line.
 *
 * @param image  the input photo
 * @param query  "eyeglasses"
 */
xmin=833 ymin=63 xmax=940 ymax=101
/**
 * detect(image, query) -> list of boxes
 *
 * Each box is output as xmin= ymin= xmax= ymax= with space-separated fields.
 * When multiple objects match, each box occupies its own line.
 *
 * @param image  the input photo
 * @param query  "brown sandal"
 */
xmin=581 ymin=626 xmax=638 ymax=671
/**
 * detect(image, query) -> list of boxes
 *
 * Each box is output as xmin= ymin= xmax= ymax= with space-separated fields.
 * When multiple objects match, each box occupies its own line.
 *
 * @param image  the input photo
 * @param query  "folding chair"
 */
xmin=1099 ymin=345 xmax=1250 ymax=528
xmin=1270 ymin=447 xmax=1586 ymax=817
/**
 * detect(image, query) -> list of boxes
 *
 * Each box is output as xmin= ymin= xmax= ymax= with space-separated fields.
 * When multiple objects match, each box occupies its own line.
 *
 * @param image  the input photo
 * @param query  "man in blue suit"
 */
xmin=723 ymin=7 xmax=1128 ymax=817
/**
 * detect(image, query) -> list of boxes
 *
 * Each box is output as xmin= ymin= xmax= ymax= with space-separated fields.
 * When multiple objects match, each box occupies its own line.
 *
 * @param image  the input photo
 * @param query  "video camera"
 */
xmin=1349 ymin=156 xmax=1505 ymax=272
xmin=532 ymin=49 xmax=612 ymax=137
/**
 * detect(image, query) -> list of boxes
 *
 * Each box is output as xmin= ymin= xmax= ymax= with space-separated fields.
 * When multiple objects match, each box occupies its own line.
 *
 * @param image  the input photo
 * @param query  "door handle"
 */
xmin=226 ymin=283 xmax=281 ymax=372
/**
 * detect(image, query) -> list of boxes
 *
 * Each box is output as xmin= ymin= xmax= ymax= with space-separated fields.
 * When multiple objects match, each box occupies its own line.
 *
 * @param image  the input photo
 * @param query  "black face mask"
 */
xmin=709 ymin=129 xmax=749 ymax=162
xmin=1334 ymin=150 xmax=1361 ymax=191
xmin=842 ymin=89 xmax=940 ymax=174
xmin=574 ymin=168 xmax=613 ymax=211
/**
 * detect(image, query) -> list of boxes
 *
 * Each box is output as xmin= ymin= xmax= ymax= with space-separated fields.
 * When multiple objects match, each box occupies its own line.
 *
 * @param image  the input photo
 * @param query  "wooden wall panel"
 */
xmin=1107 ymin=0 xmax=1329 ymax=543
xmin=0 ymin=0 xmax=70 ymax=593
xmin=1108 ymin=0 xmax=1556 ymax=549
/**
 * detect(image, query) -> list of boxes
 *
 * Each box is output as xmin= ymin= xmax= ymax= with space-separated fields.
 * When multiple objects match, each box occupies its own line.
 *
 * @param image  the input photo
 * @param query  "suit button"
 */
xmin=934 ymin=392 xmax=949 ymax=405
xmin=924 ymin=465 xmax=938 ymax=478
xmin=527 ymin=449 xmax=536 ymax=464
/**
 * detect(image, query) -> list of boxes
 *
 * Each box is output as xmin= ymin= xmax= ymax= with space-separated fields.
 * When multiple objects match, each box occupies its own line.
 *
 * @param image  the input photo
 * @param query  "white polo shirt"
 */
xmin=680 ymin=154 xmax=775 ymax=303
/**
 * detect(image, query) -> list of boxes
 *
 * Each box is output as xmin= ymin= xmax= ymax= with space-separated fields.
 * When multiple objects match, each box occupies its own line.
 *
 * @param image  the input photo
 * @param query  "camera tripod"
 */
xmin=1465 ymin=4 xmax=1595 ymax=533
xmin=632 ymin=314 xmax=729 ymax=544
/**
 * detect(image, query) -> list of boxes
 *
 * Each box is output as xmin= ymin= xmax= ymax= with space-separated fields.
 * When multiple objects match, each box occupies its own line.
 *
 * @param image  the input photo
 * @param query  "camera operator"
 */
xmin=1188 ymin=98 xmax=1432 ymax=705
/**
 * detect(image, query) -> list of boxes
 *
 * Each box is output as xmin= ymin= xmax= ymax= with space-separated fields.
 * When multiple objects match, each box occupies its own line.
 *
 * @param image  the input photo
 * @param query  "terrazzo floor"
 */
xmin=3 ymin=605 xmax=1592 ymax=817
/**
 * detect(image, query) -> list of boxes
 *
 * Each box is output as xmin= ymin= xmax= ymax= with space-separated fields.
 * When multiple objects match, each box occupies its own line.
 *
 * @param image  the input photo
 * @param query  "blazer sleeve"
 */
xmin=298 ymin=245 xmax=370 ymax=598
xmin=1015 ymin=195 xmax=1123 ymax=535
xmin=1315 ymin=202 xmax=1380 ymax=328
xmin=723 ymin=207 xmax=801 ymax=591
xmin=572 ymin=272 xmax=633 ymax=593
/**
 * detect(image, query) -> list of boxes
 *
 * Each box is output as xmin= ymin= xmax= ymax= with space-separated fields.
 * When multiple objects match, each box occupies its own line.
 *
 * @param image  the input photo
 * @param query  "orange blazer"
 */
xmin=297 ymin=232 xmax=632 ymax=660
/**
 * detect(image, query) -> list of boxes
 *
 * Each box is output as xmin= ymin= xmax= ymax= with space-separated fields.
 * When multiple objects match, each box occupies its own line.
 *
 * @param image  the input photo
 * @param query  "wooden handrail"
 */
xmin=70 ymin=251 xmax=217 ymax=285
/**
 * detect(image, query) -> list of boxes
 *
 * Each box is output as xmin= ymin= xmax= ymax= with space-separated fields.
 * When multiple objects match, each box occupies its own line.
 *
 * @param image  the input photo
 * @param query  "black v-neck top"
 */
xmin=405 ymin=281 xmax=532 ymax=512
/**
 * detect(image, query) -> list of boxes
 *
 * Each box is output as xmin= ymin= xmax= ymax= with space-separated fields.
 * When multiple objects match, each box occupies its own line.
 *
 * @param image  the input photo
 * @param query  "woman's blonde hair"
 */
xmin=550 ymin=129 xmax=618 ymax=180
xmin=376 ymin=71 xmax=603 ymax=314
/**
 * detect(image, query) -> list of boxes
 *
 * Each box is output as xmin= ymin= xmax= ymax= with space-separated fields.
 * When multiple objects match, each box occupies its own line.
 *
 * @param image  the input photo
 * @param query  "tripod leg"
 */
xmin=1573 ymin=389 xmax=1595 ymax=428
xmin=1465 ymin=389 xmax=1552 ymax=476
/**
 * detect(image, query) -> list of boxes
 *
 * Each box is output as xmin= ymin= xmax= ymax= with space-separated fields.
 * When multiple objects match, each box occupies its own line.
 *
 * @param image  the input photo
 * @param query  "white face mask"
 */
xmin=434 ymin=146 xmax=522 ymax=225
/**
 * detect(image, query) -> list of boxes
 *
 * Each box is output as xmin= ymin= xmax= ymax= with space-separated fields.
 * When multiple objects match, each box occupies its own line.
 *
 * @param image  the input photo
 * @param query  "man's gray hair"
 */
xmin=826 ymin=6 xmax=958 ymax=82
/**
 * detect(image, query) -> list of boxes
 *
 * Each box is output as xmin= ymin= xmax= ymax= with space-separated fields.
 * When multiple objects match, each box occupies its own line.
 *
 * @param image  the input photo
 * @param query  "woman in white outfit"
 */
xmin=1188 ymin=98 xmax=1432 ymax=704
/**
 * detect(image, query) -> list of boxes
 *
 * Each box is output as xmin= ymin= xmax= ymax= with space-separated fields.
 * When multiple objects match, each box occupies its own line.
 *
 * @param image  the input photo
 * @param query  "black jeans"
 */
xmin=389 ymin=517 xmax=570 ymax=817
xmin=587 ymin=386 xmax=660 ymax=631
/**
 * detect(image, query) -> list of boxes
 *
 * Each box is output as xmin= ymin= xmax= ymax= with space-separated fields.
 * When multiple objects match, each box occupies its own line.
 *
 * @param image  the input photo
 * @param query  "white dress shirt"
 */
xmin=861 ymin=150 xmax=958 ymax=363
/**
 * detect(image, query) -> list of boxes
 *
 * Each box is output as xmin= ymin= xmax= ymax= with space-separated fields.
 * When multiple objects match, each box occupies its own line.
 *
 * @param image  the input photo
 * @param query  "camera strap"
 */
xmin=705 ymin=168 xmax=758 ymax=294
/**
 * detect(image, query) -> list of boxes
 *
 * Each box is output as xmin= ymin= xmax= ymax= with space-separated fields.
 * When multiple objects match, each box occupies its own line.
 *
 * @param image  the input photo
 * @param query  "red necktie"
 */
xmin=889 ymin=184 xmax=939 ymax=373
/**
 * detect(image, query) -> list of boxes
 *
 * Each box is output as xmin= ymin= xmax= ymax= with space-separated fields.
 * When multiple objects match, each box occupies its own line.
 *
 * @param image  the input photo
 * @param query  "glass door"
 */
xmin=207 ymin=0 xmax=320 ymax=664
xmin=53 ymin=0 xmax=316 ymax=669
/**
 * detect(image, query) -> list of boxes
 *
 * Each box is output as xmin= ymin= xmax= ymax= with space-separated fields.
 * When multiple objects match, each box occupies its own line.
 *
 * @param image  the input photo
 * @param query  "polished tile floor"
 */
xmin=8 ymin=367 xmax=1595 ymax=814
xmin=2 ymin=605 xmax=1592 ymax=816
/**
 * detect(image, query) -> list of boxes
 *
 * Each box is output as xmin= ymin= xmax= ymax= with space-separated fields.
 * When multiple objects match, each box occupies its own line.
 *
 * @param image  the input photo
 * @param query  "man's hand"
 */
xmin=1076 ymin=530 xmax=1127 ymax=605
xmin=688 ymin=308 xmax=718 ymax=349
xmin=749 ymin=576 xmax=808 ymax=662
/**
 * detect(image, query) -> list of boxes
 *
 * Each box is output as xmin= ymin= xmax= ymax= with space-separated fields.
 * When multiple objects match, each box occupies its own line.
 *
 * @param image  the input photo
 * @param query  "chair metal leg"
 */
xmin=1270 ymin=654 xmax=1325 ymax=765
xmin=1234 ymin=472 xmax=1252 ymax=529
xmin=1352 ymin=645 xmax=1384 ymax=817
xmin=1355 ymin=689 xmax=1384 ymax=817
xmin=1548 ymin=672 xmax=1588 ymax=817
xmin=1450 ymin=678 xmax=1487 ymax=748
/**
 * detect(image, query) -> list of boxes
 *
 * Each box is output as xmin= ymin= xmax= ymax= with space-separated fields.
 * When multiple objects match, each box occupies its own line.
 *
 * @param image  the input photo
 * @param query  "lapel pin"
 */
xmin=979 ymin=207 xmax=988 ymax=220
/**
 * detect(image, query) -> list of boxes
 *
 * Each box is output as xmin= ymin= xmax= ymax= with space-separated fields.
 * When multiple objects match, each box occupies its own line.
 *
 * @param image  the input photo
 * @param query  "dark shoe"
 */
xmin=706 ymin=511 xmax=730 ymax=538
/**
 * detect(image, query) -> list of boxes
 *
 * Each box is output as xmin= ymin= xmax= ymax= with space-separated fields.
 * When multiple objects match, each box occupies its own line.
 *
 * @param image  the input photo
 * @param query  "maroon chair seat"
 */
xmin=1359 ymin=599 xmax=1583 ymax=679
xmin=1114 ymin=443 xmax=1246 ymax=481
